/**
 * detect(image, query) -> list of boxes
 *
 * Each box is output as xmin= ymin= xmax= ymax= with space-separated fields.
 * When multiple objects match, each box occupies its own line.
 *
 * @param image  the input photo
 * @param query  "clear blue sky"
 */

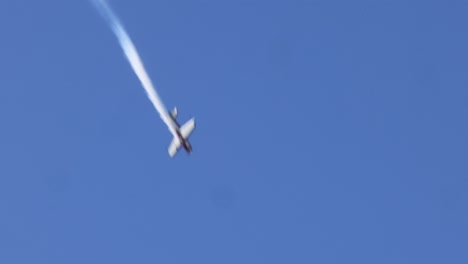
xmin=0 ymin=0 xmax=467 ymax=263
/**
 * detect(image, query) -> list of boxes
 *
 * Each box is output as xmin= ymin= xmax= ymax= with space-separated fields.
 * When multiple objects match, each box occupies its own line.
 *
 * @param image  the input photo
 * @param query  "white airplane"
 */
xmin=167 ymin=107 xmax=196 ymax=157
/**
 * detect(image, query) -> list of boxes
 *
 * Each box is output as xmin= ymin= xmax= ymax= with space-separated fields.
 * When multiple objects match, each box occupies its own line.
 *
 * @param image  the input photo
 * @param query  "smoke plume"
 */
xmin=91 ymin=0 xmax=176 ymax=135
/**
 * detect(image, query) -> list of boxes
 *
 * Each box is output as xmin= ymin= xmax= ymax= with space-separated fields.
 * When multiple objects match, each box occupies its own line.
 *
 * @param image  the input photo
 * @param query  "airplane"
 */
xmin=167 ymin=107 xmax=196 ymax=157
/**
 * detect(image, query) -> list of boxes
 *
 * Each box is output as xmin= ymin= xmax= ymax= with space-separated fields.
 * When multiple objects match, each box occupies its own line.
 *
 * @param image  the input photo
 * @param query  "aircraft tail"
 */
xmin=170 ymin=107 xmax=178 ymax=119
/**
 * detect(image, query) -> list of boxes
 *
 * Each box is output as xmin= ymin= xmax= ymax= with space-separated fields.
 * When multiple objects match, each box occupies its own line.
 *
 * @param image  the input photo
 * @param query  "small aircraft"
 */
xmin=167 ymin=107 xmax=196 ymax=157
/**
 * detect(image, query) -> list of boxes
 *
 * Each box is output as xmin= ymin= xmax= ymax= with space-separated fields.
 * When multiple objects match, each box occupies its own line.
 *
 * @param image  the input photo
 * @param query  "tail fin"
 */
xmin=180 ymin=118 xmax=196 ymax=139
xmin=170 ymin=107 xmax=178 ymax=119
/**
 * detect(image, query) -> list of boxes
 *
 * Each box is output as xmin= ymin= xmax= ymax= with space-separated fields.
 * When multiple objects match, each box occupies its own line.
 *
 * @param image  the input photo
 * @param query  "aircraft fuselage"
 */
xmin=168 ymin=113 xmax=192 ymax=153
xmin=176 ymin=130 xmax=192 ymax=153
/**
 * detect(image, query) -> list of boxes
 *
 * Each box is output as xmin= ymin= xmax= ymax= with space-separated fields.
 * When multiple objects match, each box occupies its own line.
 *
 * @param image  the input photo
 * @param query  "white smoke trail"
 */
xmin=91 ymin=0 xmax=176 ymax=135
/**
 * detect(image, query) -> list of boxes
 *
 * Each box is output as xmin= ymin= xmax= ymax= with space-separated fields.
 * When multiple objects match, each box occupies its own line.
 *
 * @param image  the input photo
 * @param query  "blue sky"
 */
xmin=0 ymin=0 xmax=467 ymax=263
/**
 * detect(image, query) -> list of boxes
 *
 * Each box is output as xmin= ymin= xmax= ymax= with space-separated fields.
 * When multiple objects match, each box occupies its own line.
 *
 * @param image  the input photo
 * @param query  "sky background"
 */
xmin=0 ymin=0 xmax=467 ymax=263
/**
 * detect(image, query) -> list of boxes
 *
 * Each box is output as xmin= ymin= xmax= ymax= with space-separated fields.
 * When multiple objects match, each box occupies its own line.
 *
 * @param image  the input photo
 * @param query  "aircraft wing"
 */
xmin=168 ymin=137 xmax=181 ymax=157
xmin=180 ymin=118 xmax=196 ymax=139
